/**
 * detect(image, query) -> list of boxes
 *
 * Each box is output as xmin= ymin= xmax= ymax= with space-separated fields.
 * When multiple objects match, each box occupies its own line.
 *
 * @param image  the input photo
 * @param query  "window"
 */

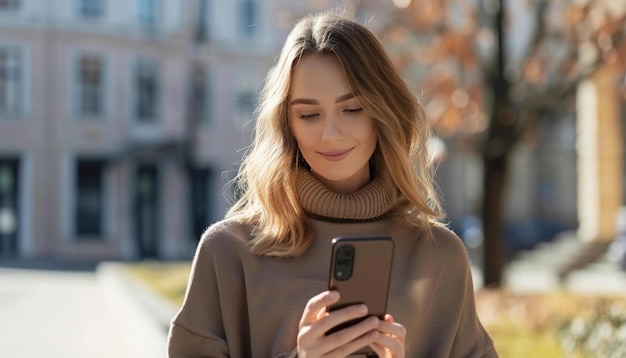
xmin=137 ymin=0 xmax=158 ymax=27
xmin=75 ymin=159 xmax=104 ymax=238
xmin=0 ymin=0 xmax=19 ymax=10
xmin=77 ymin=55 xmax=104 ymax=118
xmin=135 ymin=60 xmax=159 ymax=122
xmin=188 ymin=65 xmax=211 ymax=123
xmin=78 ymin=0 xmax=104 ymax=18
xmin=238 ymin=0 xmax=256 ymax=38
xmin=0 ymin=47 xmax=21 ymax=116
xmin=135 ymin=164 xmax=159 ymax=258
xmin=233 ymin=69 xmax=256 ymax=128
xmin=234 ymin=93 xmax=255 ymax=128
xmin=0 ymin=158 xmax=19 ymax=255
xmin=189 ymin=168 xmax=211 ymax=241
xmin=193 ymin=0 xmax=210 ymax=44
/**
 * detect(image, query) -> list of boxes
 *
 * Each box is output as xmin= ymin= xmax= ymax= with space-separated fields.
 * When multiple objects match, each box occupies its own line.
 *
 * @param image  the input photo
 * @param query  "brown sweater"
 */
xmin=168 ymin=170 xmax=498 ymax=357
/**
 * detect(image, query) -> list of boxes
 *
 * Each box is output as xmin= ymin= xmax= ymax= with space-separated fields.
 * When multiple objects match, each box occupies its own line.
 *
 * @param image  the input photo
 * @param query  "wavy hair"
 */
xmin=226 ymin=11 xmax=443 ymax=257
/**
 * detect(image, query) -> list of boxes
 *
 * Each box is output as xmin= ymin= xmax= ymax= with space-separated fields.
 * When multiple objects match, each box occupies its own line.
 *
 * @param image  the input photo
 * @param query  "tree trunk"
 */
xmin=482 ymin=153 xmax=508 ymax=286
xmin=481 ymin=0 xmax=511 ymax=287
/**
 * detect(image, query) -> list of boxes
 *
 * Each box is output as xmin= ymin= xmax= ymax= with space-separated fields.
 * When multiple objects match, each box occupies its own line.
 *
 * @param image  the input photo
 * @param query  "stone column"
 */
xmin=576 ymin=64 xmax=624 ymax=242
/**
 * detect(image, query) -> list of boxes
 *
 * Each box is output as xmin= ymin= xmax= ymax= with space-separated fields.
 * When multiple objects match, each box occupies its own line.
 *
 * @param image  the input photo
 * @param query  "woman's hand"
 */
xmin=368 ymin=314 xmax=406 ymax=358
xmin=297 ymin=291 xmax=381 ymax=358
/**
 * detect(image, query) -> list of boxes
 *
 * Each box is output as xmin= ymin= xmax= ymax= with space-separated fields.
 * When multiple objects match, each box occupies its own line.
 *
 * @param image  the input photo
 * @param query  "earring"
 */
xmin=296 ymin=150 xmax=311 ymax=171
xmin=295 ymin=149 xmax=301 ymax=169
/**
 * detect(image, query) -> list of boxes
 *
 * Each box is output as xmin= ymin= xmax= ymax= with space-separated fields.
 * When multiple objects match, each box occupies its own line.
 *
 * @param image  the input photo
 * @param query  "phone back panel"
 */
xmin=327 ymin=236 xmax=394 ymax=320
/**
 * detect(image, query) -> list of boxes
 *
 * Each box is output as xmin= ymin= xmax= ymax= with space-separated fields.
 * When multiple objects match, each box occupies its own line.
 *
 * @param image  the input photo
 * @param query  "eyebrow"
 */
xmin=290 ymin=92 xmax=356 ymax=106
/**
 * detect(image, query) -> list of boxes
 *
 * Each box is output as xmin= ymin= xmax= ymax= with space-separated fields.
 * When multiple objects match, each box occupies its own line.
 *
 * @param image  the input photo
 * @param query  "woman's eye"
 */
xmin=344 ymin=108 xmax=363 ymax=114
xmin=299 ymin=113 xmax=318 ymax=120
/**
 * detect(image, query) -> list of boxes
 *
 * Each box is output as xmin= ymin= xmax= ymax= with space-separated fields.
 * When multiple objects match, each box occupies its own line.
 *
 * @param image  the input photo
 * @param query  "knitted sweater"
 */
xmin=168 ymin=170 xmax=497 ymax=357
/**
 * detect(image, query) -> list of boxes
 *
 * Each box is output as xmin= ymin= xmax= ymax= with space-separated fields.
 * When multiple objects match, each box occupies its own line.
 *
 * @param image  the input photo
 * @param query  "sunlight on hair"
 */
xmin=393 ymin=0 xmax=411 ymax=9
xmin=427 ymin=136 xmax=446 ymax=163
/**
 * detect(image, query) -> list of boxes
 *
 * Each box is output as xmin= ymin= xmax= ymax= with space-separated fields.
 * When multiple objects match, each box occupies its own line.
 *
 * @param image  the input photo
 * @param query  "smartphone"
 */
xmin=326 ymin=236 xmax=394 ymax=350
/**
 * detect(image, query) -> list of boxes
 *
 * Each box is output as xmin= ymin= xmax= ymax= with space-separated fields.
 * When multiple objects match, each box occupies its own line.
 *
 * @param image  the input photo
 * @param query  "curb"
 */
xmin=96 ymin=262 xmax=178 ymax=358
xmin=503 ymin=233 xmax=626 ymax=295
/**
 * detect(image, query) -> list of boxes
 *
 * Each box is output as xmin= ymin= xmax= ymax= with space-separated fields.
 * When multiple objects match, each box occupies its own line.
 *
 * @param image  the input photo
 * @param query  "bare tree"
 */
xmin=383 ymin=0 xmax=626 ymax=286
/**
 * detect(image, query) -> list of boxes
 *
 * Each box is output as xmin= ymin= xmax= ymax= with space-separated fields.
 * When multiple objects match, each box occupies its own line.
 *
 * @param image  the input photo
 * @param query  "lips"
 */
xmin=319 ymin=148 xmax=353 ymax=161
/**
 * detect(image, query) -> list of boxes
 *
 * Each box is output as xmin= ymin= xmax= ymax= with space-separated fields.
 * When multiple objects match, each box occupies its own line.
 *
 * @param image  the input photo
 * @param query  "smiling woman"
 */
xmin=168 ymin=11 xmax=498 ymax=358
xmin=288 ymin=55 xmax=377 ymax=194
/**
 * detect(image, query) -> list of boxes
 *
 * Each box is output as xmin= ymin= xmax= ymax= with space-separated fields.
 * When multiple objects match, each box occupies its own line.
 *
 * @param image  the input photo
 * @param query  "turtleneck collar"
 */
xmin=296 ymin=169 xmax=398 ymax=222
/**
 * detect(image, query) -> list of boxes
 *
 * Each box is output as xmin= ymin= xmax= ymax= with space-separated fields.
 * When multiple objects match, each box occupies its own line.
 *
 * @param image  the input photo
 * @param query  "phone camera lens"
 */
xmin=334 ymin=245 xmax=355 ymax=281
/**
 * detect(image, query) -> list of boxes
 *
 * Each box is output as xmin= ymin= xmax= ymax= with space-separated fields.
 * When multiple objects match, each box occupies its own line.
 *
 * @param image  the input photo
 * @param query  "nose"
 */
xmin=321 ymin=115 xmax=344 ymax=142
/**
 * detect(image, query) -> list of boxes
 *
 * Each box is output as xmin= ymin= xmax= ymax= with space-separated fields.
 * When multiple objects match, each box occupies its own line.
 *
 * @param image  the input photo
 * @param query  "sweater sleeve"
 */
xmin=167 ymin=321 xmax=229 ymax=357
xmin=447 ymin=234 xmax=498 ymax=358
xmin=167 ymin=223 xmax=243 ymax=357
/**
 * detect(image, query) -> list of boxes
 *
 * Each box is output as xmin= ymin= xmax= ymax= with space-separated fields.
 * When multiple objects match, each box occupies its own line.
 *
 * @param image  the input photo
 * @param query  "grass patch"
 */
xmin=476 ymin=289 xmax=626 ymax=357
xmin=486 ymin=319 xmax=562 ymax=358
xmin=127 ymin=261 xmax=191 ymax=307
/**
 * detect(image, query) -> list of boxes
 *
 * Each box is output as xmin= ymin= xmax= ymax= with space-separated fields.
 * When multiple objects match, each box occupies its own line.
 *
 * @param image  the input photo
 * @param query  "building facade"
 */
xmin=2 ymin=0 xmax=616 ymax=262
xmin=0 ymin=0 xmax=284 ymax=260
xmin=0 ymin=0 xmax=394 ymax=261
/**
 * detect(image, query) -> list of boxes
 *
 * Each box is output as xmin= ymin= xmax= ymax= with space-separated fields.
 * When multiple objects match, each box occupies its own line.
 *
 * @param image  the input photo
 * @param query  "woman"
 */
xmin=168 ymin=11 xmax=497 ymax=358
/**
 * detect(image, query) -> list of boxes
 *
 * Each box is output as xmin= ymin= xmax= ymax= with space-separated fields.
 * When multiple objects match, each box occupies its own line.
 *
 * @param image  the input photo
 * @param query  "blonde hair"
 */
xmin=227 ymin=12 xmax=443 ymax=257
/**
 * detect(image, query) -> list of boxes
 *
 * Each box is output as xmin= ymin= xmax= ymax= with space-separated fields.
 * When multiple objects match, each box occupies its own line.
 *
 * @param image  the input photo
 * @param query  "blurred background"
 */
xmin=0 ymin=0 xmax=625 ymax=357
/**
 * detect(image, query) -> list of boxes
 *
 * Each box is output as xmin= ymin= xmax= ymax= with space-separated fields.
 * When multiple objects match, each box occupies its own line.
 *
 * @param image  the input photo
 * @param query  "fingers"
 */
xmin=299 ymin=291 xmax=339 ymax=329
xmin=378 ymin=314 xmax=406 ymax=339
xmin=369 ymin=315 xmax=406 ymax=358
xmin=325 ymin=317 xmax=381 ymax=357
xmin=304 ymin=301 xmax=372 ymax=340
xmin=298 ymin=291 xmax=383 ymax=357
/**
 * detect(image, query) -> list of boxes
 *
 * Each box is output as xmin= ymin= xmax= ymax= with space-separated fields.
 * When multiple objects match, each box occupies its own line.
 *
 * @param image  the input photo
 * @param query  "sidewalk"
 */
xmin=0 ymin=265 xmax=129 ymax=358
xmin=96 ymin=262 xmax=178 ymax=358
xmin=503 ymin=231 xmax=626 ymax=295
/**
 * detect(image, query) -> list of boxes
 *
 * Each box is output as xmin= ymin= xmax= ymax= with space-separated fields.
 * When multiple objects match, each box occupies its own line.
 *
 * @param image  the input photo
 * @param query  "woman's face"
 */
xmin=288 ymin=54 xmax=377 ymax=194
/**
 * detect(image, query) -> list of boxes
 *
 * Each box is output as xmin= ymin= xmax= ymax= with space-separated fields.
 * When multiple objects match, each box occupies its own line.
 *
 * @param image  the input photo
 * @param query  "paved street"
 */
xmin=0 ymin=266 xmax=131 ymax=358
